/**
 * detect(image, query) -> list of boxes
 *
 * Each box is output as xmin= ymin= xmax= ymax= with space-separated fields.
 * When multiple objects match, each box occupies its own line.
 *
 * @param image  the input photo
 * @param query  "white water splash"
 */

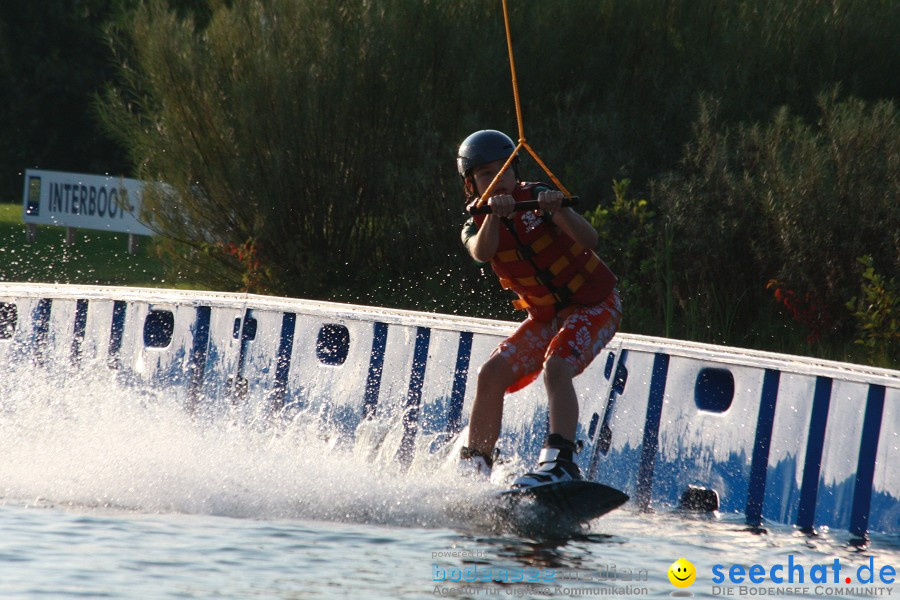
xmin=0 ymin=359 xmax=506 ymax=531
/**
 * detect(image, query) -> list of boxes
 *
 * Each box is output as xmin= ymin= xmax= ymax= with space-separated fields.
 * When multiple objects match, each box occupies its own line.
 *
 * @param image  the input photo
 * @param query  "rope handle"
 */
xmin=468 ymin=196 xmax=580 ymax=215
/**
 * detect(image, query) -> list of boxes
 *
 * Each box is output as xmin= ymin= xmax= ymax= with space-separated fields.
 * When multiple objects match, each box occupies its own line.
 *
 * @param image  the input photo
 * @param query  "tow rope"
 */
xmin=475 ymin=0 xmax=574 ymax=209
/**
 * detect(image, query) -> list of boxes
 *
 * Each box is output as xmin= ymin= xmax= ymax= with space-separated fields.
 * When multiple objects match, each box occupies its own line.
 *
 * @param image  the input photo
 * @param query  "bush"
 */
xmin=655 ymin=92 xmax=899 ymax=352
xmin=847 ymin=256 xmax=899 ymax=367
xmin=101 ymin=0 xmax=492 ymax=298
xmin=585 ymin=179 xmax=664 ymax=335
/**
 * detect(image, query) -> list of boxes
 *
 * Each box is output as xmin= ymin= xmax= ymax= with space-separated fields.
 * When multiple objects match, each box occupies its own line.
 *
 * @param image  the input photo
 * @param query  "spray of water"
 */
xmin=0 ymin=358 xmax=532 ymax=533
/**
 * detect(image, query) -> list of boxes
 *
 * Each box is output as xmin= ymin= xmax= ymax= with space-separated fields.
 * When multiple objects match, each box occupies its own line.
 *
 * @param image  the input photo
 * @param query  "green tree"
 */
xmin=104 ymin=0 xmax=458 ymax=296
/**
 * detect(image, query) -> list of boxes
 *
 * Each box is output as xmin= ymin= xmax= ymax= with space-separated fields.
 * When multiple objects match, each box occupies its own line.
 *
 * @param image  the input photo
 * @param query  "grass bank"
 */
xmin=0 ymin=202 xmax=173 ymax=288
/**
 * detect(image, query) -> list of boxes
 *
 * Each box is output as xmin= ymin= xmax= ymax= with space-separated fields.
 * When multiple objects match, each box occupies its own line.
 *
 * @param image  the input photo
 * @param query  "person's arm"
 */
xmin=463 ymin=195 xmax=516 ymax=263
xmin=551 ymin=206 xmax=598 ymax=249
xmin=537 ymin=189 xmax=599 ymax=249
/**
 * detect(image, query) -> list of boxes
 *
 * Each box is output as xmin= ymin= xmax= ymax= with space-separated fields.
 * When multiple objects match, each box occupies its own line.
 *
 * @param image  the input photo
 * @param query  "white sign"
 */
xmin=22 ymin=169 xmax=153 ymax=236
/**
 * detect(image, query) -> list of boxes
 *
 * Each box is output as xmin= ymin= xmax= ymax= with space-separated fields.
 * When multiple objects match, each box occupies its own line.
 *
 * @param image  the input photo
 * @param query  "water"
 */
xmin=1 ymin=363 xmax=898 ymax=599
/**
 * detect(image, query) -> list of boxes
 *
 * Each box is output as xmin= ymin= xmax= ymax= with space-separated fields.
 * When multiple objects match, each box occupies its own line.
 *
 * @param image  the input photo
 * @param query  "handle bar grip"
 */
xmin=467 ymin=196 xmax=580 ymax=215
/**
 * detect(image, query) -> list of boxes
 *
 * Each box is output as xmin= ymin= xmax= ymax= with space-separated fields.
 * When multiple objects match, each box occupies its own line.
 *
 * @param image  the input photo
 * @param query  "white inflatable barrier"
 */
xmin=1 ymin=283 xmax=897 ymax=536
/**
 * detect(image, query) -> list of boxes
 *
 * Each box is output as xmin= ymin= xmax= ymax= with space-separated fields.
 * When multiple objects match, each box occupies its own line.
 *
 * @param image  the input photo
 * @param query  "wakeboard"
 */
xmin=492 ymin=480 xmax=628 ymax=532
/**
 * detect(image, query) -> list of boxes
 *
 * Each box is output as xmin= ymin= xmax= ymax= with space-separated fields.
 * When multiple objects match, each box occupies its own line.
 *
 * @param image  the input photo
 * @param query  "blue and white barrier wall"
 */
xmin=1 ymin=283 xmax=897 ymax=536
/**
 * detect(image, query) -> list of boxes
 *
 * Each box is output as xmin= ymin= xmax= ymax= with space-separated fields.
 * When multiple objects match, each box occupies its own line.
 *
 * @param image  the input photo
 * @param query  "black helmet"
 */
xmin=456 ymin=130 xmax=517 ymax=179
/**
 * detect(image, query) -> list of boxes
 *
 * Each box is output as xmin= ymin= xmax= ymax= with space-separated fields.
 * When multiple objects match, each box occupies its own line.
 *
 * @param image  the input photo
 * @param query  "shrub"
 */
xmin=100 ymin=0 xmax=487 ymax=297
xmin=655 ymin=92 xmax=899 ymax=350
xmin=847 ymin=256 xmax=899 ymax=367
xmin=585 ymin=179 xmax=663 ymax=335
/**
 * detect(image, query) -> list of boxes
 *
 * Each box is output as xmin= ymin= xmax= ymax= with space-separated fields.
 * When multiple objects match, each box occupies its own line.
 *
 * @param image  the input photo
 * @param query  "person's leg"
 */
xmin=466 ymin=351 xmax=518 ymax=456
xmin=461 ymin=317 xmax=554 ymax=467
xmin=543 ymin=355 xmax=578 ymax=442
xmin=512 ymin=291 xmax=622 ymax=488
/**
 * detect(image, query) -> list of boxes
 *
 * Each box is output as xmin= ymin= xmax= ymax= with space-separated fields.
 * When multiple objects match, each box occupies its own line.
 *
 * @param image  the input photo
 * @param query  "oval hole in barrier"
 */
xmin=316 ymin=324 xmax=350 ymax=366
xmin=694 ymin=367 xmax=734 ymax=413
xmin=144 ymin=310 xmax=175 ymax=348
xmin=0 ymin=303 xmax=17 ymax=340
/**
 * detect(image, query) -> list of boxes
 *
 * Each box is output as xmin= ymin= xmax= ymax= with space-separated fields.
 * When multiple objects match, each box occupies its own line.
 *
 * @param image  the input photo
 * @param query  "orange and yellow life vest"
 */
xmin=472 ymin=183 xmax=617 ymax=322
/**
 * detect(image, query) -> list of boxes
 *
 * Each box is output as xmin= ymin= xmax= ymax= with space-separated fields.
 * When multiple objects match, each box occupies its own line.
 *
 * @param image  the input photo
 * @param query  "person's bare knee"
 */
xmin=543 ymin=355 xmax=574 ymax=389
xmin=478 ymin=353 xmax=516 ymax=395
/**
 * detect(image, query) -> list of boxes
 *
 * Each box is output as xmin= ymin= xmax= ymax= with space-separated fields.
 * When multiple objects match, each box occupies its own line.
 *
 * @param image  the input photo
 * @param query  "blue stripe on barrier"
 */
xmin=396 ymin=326 xmax=431 ymax=467
xmin=228 ymin=310 xmax=257 ymax=402
xmin=597 ymin=350 xmax=629 ymax=456
xmin=236 ymin=310 xmax=257 ymax=375
xmin=587 ymin=413 xmax=600 ymax=441
xmin=587 ymin=350 xmax=630 ymax=479
xmin=849 ymin=384 xmax=886 ymax=539
xmin=32 ymin=298 xmax=52 ymax=366
xmin=71 ymin=299 xmax=88 ymax=365
xmin=362 ymin=322 xmax=388 ymax=419
xmin=188 ymin=306 xmax=211 ymax=410
xmin=745 ymin=368 xmax=781 ymax=527
xmin=270 ymin=312 xmax=297 ymax=411
xmin=796 ymin=376 xmax=832 ymax=531
xmin=635 ymin=352 xmax=670 ymax=508
xmin=107 ymin=300 xmax=127 ymax=369
xmin=445 ymin=331 xmax=473 ymax=436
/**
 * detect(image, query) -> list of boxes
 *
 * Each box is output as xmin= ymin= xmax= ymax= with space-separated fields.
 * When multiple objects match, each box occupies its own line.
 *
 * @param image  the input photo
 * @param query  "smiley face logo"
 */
xmin=668 ymin=559 xmax=696 ymax=587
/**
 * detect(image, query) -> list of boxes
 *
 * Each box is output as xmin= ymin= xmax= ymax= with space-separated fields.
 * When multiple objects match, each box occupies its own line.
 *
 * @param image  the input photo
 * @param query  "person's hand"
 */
xmin=537 ymin=189 xmax=564 ymax=214
xmin=487 ymin=194 xmax=516 ymax=218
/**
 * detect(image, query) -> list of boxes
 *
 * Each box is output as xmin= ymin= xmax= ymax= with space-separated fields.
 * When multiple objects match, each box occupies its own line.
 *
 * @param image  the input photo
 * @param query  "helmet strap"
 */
xmin=464 ymin=176 xmax=478 ymax=200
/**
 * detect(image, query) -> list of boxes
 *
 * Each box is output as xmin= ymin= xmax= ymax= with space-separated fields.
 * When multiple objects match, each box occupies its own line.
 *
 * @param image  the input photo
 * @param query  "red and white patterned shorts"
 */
xmin=495 ymin=289 xmax=622 ymax=393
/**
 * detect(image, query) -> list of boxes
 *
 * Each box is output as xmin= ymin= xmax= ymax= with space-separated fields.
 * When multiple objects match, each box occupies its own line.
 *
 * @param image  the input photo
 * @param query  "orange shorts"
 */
xmin=494 ymin=289 xmax=622 ymax=394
